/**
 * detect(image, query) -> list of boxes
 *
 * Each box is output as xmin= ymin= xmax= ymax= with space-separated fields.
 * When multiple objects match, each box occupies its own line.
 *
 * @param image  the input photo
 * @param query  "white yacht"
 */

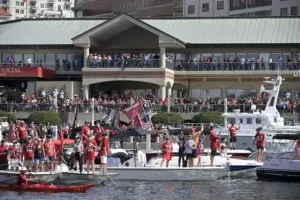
xmin=256 ymin=133 xmax=300 ymax=181
xmin=216 ymin=74 xmax=300 ymax=151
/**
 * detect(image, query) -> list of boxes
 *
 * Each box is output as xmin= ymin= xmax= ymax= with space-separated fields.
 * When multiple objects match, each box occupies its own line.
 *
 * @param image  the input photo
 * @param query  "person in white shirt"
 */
xmin=184 ymin=134 xmax=195 ymax=167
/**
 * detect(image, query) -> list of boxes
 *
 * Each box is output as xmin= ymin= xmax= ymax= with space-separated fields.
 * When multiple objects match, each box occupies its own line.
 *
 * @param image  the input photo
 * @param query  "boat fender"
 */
xmin=124 ymin=162 xmax=129 ymax=167
xmin=246 ymin=148 xmax=255 ymax=153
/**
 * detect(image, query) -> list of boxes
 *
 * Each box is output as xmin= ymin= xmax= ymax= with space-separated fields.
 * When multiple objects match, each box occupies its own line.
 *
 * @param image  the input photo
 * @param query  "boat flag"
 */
xmin=101 ymin=106 xmax=119 ymax=129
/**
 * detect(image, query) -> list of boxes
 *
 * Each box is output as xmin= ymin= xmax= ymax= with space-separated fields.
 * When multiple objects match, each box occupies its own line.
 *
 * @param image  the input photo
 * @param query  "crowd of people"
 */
xmin=0 ymin=121 xmax=111 ymax=176
xmin=0 ymin=90 xmax=299 ymax=114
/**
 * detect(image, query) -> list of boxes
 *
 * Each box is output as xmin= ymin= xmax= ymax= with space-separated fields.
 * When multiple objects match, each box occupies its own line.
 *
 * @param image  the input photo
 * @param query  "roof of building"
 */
xmin=0 ymin=8 xmax=11 ymax=17
xmin=0 ymin=14 xmax=299 ymax=46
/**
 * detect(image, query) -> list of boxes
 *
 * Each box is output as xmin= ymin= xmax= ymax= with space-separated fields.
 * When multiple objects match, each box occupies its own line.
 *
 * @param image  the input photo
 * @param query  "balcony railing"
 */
xmin=1 ymin=103 xmax=299 ymax=114
xmin=173 ymin=0 xmax=183 ymax=7
xmin=0 ymin=63 xmax=83 ymax=72
xmin=230 ymin=0 xmax=272 ymax=11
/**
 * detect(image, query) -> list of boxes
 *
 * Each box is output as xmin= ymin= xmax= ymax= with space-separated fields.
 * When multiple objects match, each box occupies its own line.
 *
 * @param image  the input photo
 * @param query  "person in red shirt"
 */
xmin=293 ymin=139 xmax=300 ymax=160
xmin=228 ymin=122 xmax=239 ymax=150
xmin=94 ymin=122 xmax=104 ymax=146
xmin=253 ymin=127 xmax=265 ymax=163
xmin=160 ymin=136 xmax=173 ymax=167
xmin=18 ymin=168 xmax=28 ymax=186
xmin=17 ymin=121 xmax=28 ymax=145
xmin=99 ymin=132 xmax=109 ymax=174
xmin=0 ymin=140 xmax=8 ymax=170
xmin=209 ymin=124 xmax=219 ymax=167
xmin=44 ymin=135 xmax=56 ymax=171
xmin=22 ymin=138 xmax=35 ymax=170
xmin=85 ymin=135 xmax=98 ymax=174
xmin=9 ymin=141 xmax=21 ymax=171
xmin=81 ymin=121 xmax=90 ymax=142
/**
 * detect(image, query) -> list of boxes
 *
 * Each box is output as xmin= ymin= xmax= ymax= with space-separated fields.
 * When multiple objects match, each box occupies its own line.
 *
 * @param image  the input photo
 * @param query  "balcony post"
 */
xmin=159 ymin=45 xmax=166 ymax=68
xmin=83 ymin=45 xmax=90 ymax=68
xmin=160 ymin=85 xmax=166 ymax=100
xmin=83 ymin=84 xmax=89 ymax=99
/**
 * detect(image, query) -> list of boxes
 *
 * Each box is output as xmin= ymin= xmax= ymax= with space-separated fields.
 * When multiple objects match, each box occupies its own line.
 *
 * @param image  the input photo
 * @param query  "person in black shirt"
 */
xmin=178 ymin=131 xmax=185 ymax=167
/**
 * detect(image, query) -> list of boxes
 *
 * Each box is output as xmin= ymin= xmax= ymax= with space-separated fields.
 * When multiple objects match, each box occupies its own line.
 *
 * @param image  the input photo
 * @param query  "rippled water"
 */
xmin=1 ymin=178 xmax=300 ymax=200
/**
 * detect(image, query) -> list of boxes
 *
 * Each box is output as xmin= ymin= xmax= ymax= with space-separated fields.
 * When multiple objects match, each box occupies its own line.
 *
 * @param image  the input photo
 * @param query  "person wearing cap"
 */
xmin=253 ymin=127 xmax=265 ymax=163
xmin=44 ymin=135 xmax=56 ymax=171
xmin=177 ymin=131 xmax=185 ymax=167
xmin=160 ymin=136 xmax=173 ymax=167
xmin=73 ymin=135 xmax=84 ymax=173
xmin=18 ymin=167 xmax=29 ymax=186
xmin=228 ymin=122 xmax=239 ymax=150
xmin=0 ymin=140 xmax=8 ymax=170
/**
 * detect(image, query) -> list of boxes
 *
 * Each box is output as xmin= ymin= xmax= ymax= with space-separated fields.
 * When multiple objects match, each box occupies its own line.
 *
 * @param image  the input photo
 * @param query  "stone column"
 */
xmin=160 ymin=85 xmax=166 ymax=100
xmin=83 ymin=85 xmax=89 ymax=99
xmin=83 ymin=46 xmax=90 ymax=68
xmin=167 ymin=87 xmax=172 ymax=112
xmin=160 ymin=46 xmax=166 ymax=68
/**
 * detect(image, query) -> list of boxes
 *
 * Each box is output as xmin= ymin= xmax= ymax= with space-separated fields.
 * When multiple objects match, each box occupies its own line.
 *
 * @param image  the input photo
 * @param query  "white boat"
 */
xmin=256 ymin=134 xmax=300 ymax=181
xmin=61 ymin=170 xmax=119 ymax=185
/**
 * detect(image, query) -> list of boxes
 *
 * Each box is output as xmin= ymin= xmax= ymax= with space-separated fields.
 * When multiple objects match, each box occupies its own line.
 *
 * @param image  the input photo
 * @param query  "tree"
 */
xmin=151 ymin=112 xmax=184 ymax=124
xmin=0 ymin=111 xmax=17 ymax=122
xmin=28 ymin=111 xmax=61 ymax=125
xmin=192 ymin=112 xmax=224 ymax=125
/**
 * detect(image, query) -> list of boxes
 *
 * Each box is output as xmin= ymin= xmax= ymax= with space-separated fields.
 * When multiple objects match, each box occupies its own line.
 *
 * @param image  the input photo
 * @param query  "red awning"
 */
xmin=0 ymin=67 xmax=55 ymax=79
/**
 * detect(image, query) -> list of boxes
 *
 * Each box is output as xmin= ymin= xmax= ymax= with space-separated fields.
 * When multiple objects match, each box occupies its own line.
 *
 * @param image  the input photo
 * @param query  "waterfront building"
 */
xmin=0 ymin=0 xmax=74 ymax=20
xmin=0 ymin=14 xmax=300 ymax=100
xmin=183 ymin=0 xmax=300 ymax=17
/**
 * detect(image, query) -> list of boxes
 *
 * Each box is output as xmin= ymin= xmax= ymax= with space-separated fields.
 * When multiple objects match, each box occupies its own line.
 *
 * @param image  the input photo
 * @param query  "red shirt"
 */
xmin=9 ymin=146 xmax=20 ymax=159
xmin=255 ymin=132 xmax=265 ymax=147
xmin=0 ymin=145 xmax=8 ymax=163
xmin=228 ymin=125 xmax=238 ymax=137
xmin=23 ymin=143 xmax=35 ymax=161
xmin=210 ymin=131 xmax=219 ymax=149
xmin=161 ymin=142 xmax=173 ymax=155
xmin=17 ymin=173 xmax=28 ymax=185
xmin=44 ymin=141 xmax=55 ymax=157
xmin=18 ymin=125 xmax=27 ymax=139
xmin=81 ymin=126 xmax=90 ymax=141
xmin=99 ymin=137 xmax=109 ymax=156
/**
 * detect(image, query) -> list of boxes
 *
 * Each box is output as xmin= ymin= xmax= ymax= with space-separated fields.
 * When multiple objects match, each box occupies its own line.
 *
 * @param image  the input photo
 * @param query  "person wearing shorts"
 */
xmin=34 ymin=139 xmax=45 ymax=172
xmin=99 ymin=132 xmax=109 ymax=174
xmin=209 ymin=124 xmax=219 ymax=167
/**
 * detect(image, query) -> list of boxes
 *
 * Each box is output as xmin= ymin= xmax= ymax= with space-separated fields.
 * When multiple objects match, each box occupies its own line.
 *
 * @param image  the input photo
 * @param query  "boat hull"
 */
xmin=257 ymin=168 xmax=300 ymax=182
xmin=108 ymin=167 xmax=227 ymax=181
xmin=0 ymin=171 xmax=61 ymax=184
xmin=61 ymin=172 xmax=119 ymax=184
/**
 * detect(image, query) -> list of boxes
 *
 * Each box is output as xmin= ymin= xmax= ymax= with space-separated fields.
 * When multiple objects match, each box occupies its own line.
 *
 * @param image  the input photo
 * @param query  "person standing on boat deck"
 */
xmin=177 ymin=131 xmax=185 ymax=167
xmin=81 ymin=121 xmax=90 ymax=142
xmin=17 ymin=121 xmax=28 ymax=146
xmin=184 ymin=134 xmax=195 ymax=167
xmin=86 ymin=135 xmax=98 ymax=174
xmin=22 ymin=138 xmax=35 ymax=171
xmin=9 ymin=141 xmax=21 ymax=171
xmin=34 ymin=139 xmax=45 ymax=172
xmin=219 ymin=138 xmax=226 ymax=157
xmin=228 ymin=122 xmax=239 ymax=150
xmin=253 ymin=127 xmax=265 ymax=163
xmin=0 ymin=140 xmax=8 ymax=170
xmin=197 ymin=139 xmax=204 ymax=167
xmin=292 ymin=139 xmax=300 ymax=160
xmin=44 ymin=135 xmax=56 ymax=171
xmin=209 ymin=125 xmax=219 ymax=167
xmin=160 ymin=136 xmax=173 ymax=167
xmin=94 ymin=122 xmax=104 ymax=146
xmin=73 ymin=135 xmax=84 ymax=173
xmin=99 ymin=132 xmax=109 ymax=174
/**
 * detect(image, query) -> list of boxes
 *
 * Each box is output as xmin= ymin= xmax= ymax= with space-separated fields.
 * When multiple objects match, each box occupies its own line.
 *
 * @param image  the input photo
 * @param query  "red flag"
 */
xmin=122 ymin=102 xmax=143 ymax=122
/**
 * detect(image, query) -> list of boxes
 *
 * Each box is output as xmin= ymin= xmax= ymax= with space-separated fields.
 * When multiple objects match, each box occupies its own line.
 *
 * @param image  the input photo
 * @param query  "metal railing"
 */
xmin=230 ymin=0 xmax=272 ymax=11
xmin=87 ymin=59 xmax=161 ymax=68
xmin=1 ymin=103 xmax=299 ymax=114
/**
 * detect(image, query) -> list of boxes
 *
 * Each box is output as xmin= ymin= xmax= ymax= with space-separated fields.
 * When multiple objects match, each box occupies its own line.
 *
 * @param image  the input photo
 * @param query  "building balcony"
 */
xmin=230 ymin=0 xmax=272 ymax=11
xmin=48 ymin=0 xmax=55 ymax=5
xmin=173 ymin=0 xmax=183 ymax=8
xmin=0 ymin=2 xmax=10 ymax=8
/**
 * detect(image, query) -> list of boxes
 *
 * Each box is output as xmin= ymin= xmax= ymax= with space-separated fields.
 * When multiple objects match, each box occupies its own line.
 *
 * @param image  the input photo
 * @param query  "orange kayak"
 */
xmin=0 ymin=184 xmax=94 ymax=193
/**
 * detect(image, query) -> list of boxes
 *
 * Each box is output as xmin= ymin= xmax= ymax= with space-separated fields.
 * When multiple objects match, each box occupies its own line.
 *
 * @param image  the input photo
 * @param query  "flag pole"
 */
xmin=25 ymin=1 xmax=28 ymax=18
xmin=246 ymin=0 xmax=248 ymax=16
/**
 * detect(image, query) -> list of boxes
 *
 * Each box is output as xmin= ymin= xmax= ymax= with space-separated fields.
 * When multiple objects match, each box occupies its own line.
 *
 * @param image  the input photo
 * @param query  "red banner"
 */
xmin=0 ymin=67 xmax=55 ymax=79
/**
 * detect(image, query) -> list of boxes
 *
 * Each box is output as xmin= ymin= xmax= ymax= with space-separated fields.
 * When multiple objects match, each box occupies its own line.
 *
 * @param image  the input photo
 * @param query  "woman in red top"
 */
xmin=160 ymin=136 xmax=173 ymax=167
xmin=22 ymin=139 xmax=35 ymax=170
xmin=85 ymin=135 xmax=98 ymax=174
xmin=44 ymin=136 xmax=56 ymax=171
xmin=253 ymin=127 xmax=265 ymax=163
xmin=209 ymin=125 xmax=219 ymax=167
xmin=17 ymin=122 xmax=28 ymax=145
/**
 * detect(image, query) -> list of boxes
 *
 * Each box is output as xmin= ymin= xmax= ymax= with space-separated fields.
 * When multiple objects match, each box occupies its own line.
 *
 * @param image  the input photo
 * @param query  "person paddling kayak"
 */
xmin=17 ymin=167 xmax=37 ymax=186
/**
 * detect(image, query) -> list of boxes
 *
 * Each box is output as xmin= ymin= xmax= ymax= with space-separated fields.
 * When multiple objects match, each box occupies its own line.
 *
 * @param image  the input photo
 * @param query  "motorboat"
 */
xmin=256 ymin=134 xmax=300 ymax=182
xmin=61 ymin=170 xmax=119 ymax=185
xmin=168 ymin=74 xmax=300 ymax=151
xmin=0 ymin=183 xmax=94 ymax=193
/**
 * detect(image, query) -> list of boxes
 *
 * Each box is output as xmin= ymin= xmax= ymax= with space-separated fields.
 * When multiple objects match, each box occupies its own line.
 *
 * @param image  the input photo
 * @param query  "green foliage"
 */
xmin=28 ymin=111 xmax=61 ymax=125
xmin=0 ymin=111 xmax=17 ymax=122
xmin=151 ymin=112 xmax=184 ymax=124
xmin=192 ymin=112 xmax=223 ymax=125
